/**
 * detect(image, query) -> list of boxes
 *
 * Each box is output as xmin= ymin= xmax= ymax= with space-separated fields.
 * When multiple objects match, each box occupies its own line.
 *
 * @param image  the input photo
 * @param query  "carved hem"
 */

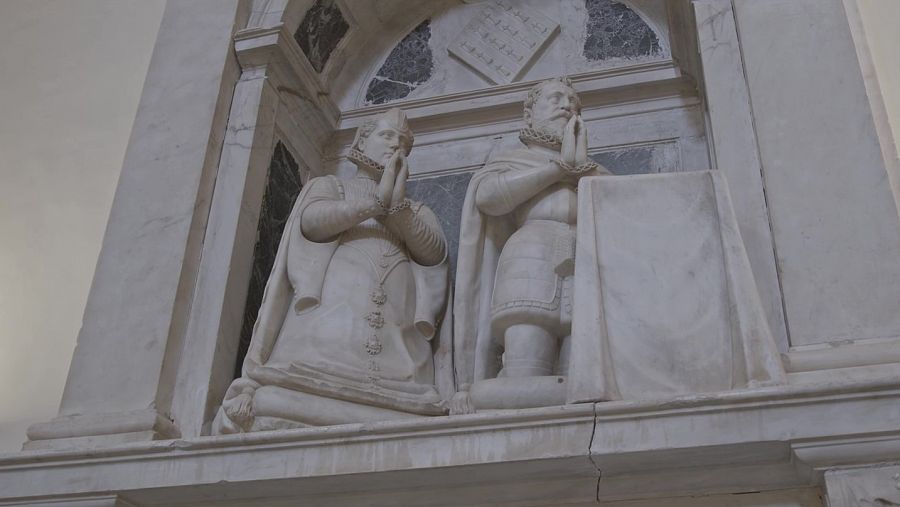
xmin=247 ymin=364 xmax=446 ymax=416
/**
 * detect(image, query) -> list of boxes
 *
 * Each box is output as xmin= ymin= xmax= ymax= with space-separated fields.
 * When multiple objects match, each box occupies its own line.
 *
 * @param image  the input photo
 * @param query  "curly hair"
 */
xmin=523 ymin=76 xmax=581 ymax=123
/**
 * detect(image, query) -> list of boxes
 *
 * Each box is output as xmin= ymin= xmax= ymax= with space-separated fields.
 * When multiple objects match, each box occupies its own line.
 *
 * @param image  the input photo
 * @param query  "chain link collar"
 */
xmin=518 ymin=127 xmax=563 ymax=150
xmin=557 ymin=159 xmax=602 ymax=175
xmin=348 ymin=148 xmax=385 ymax=174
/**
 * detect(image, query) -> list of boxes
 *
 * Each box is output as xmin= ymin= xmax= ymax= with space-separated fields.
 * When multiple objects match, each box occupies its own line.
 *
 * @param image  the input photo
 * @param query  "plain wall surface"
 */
xmin=734 ymin=0 xmax=900 ymax=348
xmin=858 ymin=0 xmax=900 ymax=150
xmin=0 ymin=0 xmax=164 ymax=452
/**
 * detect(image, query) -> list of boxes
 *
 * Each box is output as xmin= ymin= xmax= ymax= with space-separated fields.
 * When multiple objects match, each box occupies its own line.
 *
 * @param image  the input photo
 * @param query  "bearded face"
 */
xmin=527 ymin=81 xmax=579 ymax=138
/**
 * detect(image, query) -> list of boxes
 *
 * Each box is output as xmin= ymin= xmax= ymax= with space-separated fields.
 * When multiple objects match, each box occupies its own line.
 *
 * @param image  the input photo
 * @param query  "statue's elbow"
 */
xmin=299 ymin=222 xmax=333 ymax=243
xmin=475 ymin=187 xmax=511 ymax=216
xmin=414 ymin=244 xmax=447 ymax=267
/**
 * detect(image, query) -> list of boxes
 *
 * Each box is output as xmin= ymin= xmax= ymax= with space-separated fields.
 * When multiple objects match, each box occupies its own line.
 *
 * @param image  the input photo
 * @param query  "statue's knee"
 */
xmin=502 ymin=324 xmax=559 ymax=377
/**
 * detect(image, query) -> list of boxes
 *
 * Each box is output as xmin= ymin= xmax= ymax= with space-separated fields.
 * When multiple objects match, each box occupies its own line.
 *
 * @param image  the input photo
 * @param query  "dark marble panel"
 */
xmin=591 ymin=146 xmax=656 ymax=175
xmin=366 ymin=20 xmax=434 ymax=105
xmin=406 ymin=171 xmax=473 ymax=280
xmin=294 ymin=0 xmax=350 ymax=73
xmin=365 ymin=80 xmax=415 ymax=105
xmin=584 ymin=0 xmax=660 ymax=61
xmin=235 ymin=142 xmax=303 ymax=378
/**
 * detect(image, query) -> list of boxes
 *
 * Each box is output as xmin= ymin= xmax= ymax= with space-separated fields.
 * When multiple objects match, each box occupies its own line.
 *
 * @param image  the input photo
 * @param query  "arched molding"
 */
xmin=619 ymin=0 xmax=671 ymax=53
xmin=327 ymin=1 xmax=456 ymax=109
xmin=343 ymin=0 xmax=672 ymax=108
xmin=354 ymin=14 xmax=437 ymax=106
xmin=249 ymin=0 xmax=674 ymax=112
xmin=247 ymin=0 xmax=447 ymax=93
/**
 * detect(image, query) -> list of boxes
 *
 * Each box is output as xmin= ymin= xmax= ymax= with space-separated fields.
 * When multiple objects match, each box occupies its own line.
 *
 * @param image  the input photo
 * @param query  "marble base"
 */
xmin=3 ymin=380 xmax=900 ymax=505
xmin=23 ymin=409 xmax=178 ymax=451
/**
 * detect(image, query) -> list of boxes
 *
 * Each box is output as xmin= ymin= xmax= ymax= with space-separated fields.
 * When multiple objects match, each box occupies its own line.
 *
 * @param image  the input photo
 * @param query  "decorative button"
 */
xmin=370 ymin=287 xmax=386 ymax=306
xmin=365 ymin=311 xmax=384 ymax=329
xmin=365 ymin=335 xmax=383 ymax=355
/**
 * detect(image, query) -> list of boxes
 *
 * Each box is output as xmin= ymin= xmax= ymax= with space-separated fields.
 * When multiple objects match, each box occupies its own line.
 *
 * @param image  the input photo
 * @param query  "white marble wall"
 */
xmin=734 ymin=0 xmax=900 ymax=350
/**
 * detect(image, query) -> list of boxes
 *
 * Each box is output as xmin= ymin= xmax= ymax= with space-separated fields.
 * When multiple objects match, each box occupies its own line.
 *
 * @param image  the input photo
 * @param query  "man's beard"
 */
xmin=530 ymin=119 xmax=566 ymax=139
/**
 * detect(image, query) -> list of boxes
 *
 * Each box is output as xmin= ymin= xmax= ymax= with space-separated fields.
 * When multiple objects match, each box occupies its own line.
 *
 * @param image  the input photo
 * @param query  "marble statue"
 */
xmin=214 ymin=108 xmax=450 ymax=433
xmin=453 ymin=77 xmax=609 ymax=412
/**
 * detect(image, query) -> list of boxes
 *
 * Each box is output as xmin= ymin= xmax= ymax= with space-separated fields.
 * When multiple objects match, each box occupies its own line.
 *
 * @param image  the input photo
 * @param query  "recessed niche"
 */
xmin=405 ymin=171 xmax=474 ymax=280
xmin=235 ymin=142 xmax=303 ymax=377
xmin=294 ymin=0 xmax=350 ymax=73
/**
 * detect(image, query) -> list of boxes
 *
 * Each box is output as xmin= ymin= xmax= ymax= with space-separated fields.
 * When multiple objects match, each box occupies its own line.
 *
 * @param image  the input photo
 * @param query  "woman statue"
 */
xmin=214 ymin=108 xmax=450 ymax=433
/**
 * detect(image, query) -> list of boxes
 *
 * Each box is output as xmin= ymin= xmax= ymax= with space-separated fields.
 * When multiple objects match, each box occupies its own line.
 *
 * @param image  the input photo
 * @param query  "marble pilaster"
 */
xmin=692 ymin=0 xmax=789 ymax=353
xmin=170 ymin=66 xmax=281 ymax=439
xmin=24 ymin=0 xmax=247 ymax=449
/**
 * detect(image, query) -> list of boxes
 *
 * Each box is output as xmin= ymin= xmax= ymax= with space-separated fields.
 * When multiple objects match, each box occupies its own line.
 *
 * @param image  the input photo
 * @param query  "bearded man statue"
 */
xmin=214 ymin=108 xmax=451 ymax=433
xmin=453 ymin=77 xmax=610 ymax=412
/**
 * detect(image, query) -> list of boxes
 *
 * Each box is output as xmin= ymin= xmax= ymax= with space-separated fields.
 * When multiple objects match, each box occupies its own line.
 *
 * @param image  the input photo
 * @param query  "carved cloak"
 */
xmin=453 ymin=148 xmax=606 ymax=389
xmin=240 ymin=175 xmax=454 ymax=404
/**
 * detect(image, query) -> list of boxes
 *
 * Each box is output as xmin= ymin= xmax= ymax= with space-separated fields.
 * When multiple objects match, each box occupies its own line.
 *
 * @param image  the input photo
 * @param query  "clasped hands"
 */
xmin=375 ymin=149 xmax=410 ymax=214
xmin=557 ymin=114 xmax=589 ymax=181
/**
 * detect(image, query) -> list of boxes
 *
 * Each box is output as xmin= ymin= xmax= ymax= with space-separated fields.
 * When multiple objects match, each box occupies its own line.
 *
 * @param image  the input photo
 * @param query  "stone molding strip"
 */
xmin=3 ymin=379 xmax=900 ymax=504
xmin=23 ymin=409 xmax=179 ymax=451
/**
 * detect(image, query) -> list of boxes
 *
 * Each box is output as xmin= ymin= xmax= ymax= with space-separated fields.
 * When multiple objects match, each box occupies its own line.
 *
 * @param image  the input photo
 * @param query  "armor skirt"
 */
xmin=490 ymin=219 xmax=575 ymax=338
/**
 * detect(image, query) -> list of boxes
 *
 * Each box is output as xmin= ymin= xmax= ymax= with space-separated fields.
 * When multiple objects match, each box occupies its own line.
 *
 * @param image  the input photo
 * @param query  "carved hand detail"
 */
xmin=559 ymin=114 xmax=590 ymax=183
xmin=377 ymin=151 xmax=400 ymax=209
xmin=561 ymin=115 xmax=577 ymax=168
xmin=574 ymin=115 xmax=588 ymax=166
xmin=391 ymin=151 xmax=409 ymax=206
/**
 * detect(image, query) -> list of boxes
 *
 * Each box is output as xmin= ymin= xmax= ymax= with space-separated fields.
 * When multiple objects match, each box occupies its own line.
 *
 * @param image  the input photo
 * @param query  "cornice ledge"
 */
xmin=3 ymin=381 xmax=900 ymax=504
xmin=793 ymin=434 xmax=900 ymax=471
xmin=21 ymin=409 xmax=179 ymax=452
xmin=343 ymin=60 xmax=684 ymax=117
xmin=233 ymin=23 xmax=341 ymax=127
xmin=3 ymin=377 xmax=899 ymax=467
xmin=333 ymin=61 xmax=695 ymax=145
xmin=1 ymin=404 xmax=594 ymax=466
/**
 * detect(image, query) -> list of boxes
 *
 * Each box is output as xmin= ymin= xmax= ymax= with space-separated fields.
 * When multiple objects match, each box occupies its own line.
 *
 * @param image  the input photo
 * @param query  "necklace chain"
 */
xmin=348 ymin=148 xmax=385 ymax=174
xmin=518 ymin=127 xmax=562 ymax=150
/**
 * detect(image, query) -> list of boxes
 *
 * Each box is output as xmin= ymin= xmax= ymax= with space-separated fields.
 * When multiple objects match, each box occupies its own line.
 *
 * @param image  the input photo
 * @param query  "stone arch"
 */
xmin=616 ymin=0 xmax=671 ymax=52
xmin=250 ymin=0 xmax=672 ymax=110
xmin=583 ymin=0 xmax=668 ymax=61
xmin=343 ymin=0 xmax=671 ymax=107
xmin=363 ymin=18 xmax=435 ymax=105
xmin=247 ymin=0 xmax=452 ymax=100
